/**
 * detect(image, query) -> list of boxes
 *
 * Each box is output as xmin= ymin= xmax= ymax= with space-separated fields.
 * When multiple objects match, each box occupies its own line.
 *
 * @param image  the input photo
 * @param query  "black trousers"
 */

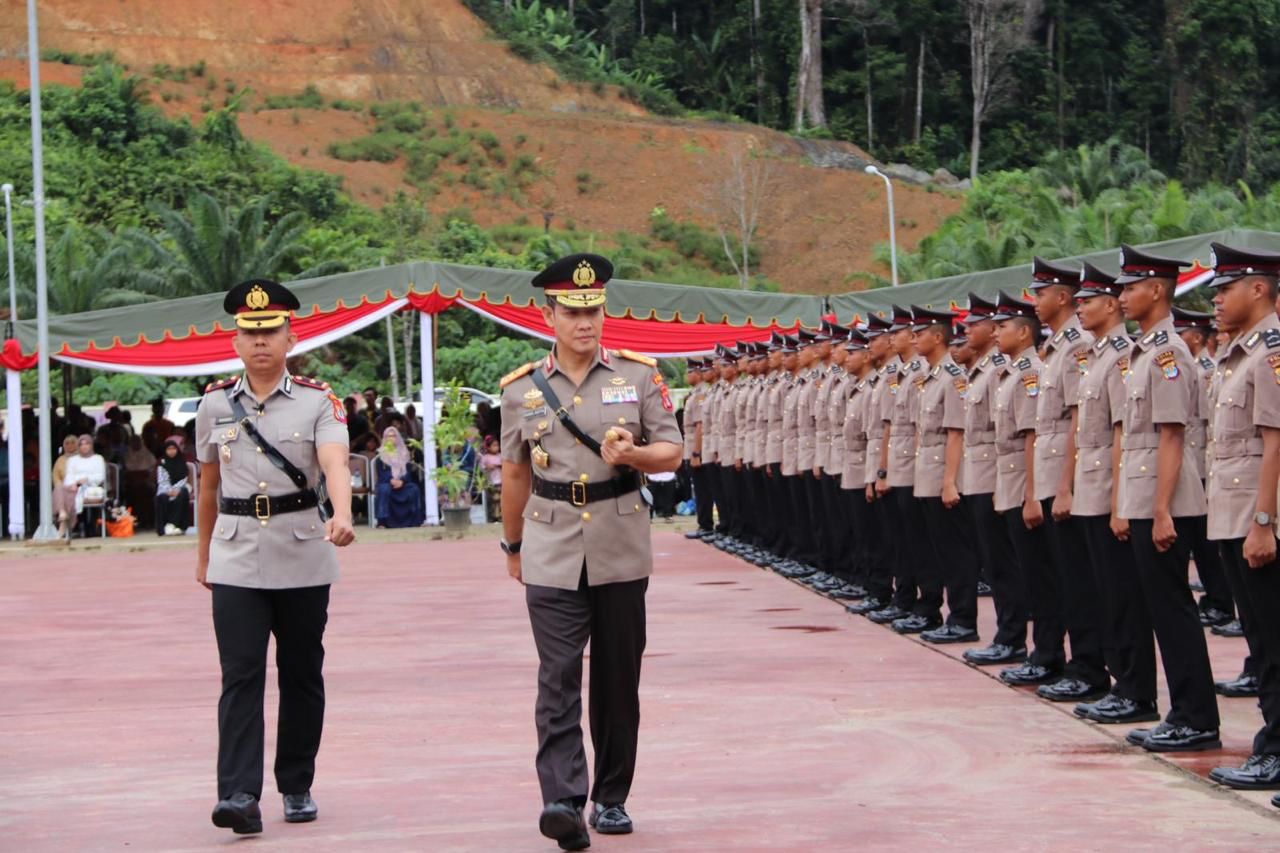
xmin=1080 ymin=515 xmax=1156 ymax=703
xmin=526 ymin=572 xmax=648 ymax=807
xmin=762 ymin=464 xmax=786 ymax=554
xmin=887 ymin=486 xmax=923 ymax=613
xmin=1041 ymin=500 xmax=1108 ymax=687
xmin=785 ymin=473 xmax=817 ymax=565
xmin=743 ymin=467 xmax=765 ymax=547
xmin=803 ymin=471 xmax=829 ymax=572
xmin=1004 ymin=509 xmax=1062 ymax=670
xmin=695 ymin=461 xmax=718 ymax=533
xmin=211 ymin=584 xmax=329 ymax=801
xmin=1187 ymin=507 xmax=1235 ymax=617
xmin=648 ymin=480 xmax=676 ymax=518
xmin=860 ymin=487 xmax=894 ymax=602
xmin=1129 ymin=518 xmax=1220 ymax=731
xmin=1217 ymin=537 xmax=1258 ymax=680
xmin=822 ymin=474 xmax=853 ymax=579
xmin=1220 ymin=538 xmax=1280 ymax=754
xmin=920 ymin=496 xmax=979 ymax=629
xmin=967 ymin=493 xmax=1025 ymax=648
xmin=716 ymin=465 xmax=737 ymax=535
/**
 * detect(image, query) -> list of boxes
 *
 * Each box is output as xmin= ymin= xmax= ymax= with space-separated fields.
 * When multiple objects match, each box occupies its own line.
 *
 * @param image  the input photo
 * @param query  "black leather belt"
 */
xmin=220 ymin=490 xmax=318 ymax=520
xmin=532 ymin=474 xmax=641 ymax=507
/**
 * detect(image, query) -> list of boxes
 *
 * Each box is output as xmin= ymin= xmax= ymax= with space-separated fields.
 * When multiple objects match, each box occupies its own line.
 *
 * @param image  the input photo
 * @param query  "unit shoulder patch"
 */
xmin=616 ymin=348 xmax=658 ymax=367
xmin=500 ymin=361 xmax=539 ymax=388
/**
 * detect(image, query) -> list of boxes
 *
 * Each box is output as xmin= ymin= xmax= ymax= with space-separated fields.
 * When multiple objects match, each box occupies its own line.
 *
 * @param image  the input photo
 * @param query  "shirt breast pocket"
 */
xmin=1220 ymin=388 xmax=1252 ymax=433
xmin=601 ymin=403 xmax=642 ymax=436
xmin=278 ymin=425 xmax=315 ymax=464
xmin=521 ymin=413 xmax=555 ymax=442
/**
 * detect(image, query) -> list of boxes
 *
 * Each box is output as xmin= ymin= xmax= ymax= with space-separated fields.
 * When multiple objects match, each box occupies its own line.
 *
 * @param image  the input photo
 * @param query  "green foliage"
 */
xmin=327 ymin=134 xmax=402 ymax=162
xmin=430 ymin=381 xmax=486 ymax=507
xmin=260 ymin=84 xmax=326 ymax=111
xmin=435 ymin=338 xmax=550 ymax=393
xmin=40 ymin=49 xmax=116 ymax=67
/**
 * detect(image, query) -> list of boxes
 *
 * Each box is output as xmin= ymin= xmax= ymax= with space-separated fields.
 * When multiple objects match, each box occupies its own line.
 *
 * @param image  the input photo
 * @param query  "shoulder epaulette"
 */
xmin=943 ymin=362 xmax=963 ymax=377
xmin=292 ymin=375 xmax=329 ymax=391
xmin=909 ymin=359 xmax=921 ymax=372
xmin=616 ymin=348 xmax=658 ymax=368
xmin=1063 ymin=326 xmax=1081 ymax=342
xmin=1141 ymin=329 xmax=1169 ymax=348
xmin=1264 ymin=328 xmax=1280 ymax=349
xmin=1198 ymin=355 xmax=1214 ymax=370
xmin=884 ymin=363 xmax=898 ymax=374
xmin=500 ymin=361 xmax=539 ymax=388
xmin=991 ymin=353 xmax=1007 ymax=366
xmin=204 ymin=376 xmax=237 ymax=394
xmin=1015 ymin=356 xmax=1032 ymax=371
xmin=1111 ymin=336 xmax=1130 ymax=352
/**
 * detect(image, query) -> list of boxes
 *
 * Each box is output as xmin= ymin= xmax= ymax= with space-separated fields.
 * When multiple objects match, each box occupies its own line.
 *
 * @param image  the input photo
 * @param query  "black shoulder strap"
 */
xmin=530 ymin=369 xmax=604 ymax=457
xmin=225 ymin=388 xmax=310 ymax=490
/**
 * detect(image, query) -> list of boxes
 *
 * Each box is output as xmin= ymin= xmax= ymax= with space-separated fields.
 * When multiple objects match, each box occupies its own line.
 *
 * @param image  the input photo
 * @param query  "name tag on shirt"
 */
xmin=601 ymin=386 xmax=639 ymax=404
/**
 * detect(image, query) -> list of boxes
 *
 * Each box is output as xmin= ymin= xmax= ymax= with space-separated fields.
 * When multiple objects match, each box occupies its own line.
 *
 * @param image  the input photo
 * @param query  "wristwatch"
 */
xmin=1254 ymin=511 xmax=1273 ymax=528
xmin=876 ymin=468 xmax=888 ymax=481
xmin=500 ymin=539 xmax=522 ymax=555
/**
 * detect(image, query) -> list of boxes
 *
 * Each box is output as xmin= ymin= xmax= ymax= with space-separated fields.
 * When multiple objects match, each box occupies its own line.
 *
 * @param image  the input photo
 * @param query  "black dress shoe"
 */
xmin=588 ymin=803 xmax=634 ymax=835
xmin=846 ymin=597 xmax=885 ymax=615
xmin=921 ymin=624 xmax=979 ymax=644
xmin=1209 ymin=754 xmax=1280 ymax=789
xmin=1139 ymin=721 xmax=1221 ymax=752
xmin=1125 ymin=727 xmax=1152 ymax=747
xmin=1074 ymin=693 xmax=1111 ymax=718
xmin=999 ymin=661 xmax=1061 ymax=686
xmin=211 ymin=792 xmax=263 ymax=835
xmin=963 ymin=643 xmax=1027 ymax=666
xmin=1212 ymin=619 xmax=1245 ymax=638
xmin=1036 ymin=677 xmax=1109 ymax=703
xmin=684 ymin=530 xmax=709 ymax=540
xmin=1086 ymin=696 xmax=1160 ymax=724
xmin=540 ymin=801 xmax=590 ymax=851
xmin=867 ymin=605 xmax=910 ymax=624
xmin=1199 ymin=606 xmax=1233 ymax=627
xmin=832 ymin=584 xmax=866 ymax=600
xmin=1216 ymin=672 xmax=1260 ymax=697
xmin=892 ymin=614 xmax=941 ymax=634
xmin=976 ymin=580 xmax=993 ymax=597
xmin=283 ymin=791 xmax=317 ymax=823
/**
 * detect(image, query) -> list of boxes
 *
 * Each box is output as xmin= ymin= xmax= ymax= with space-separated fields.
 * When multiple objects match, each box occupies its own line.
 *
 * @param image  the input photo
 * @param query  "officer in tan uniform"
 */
xmin=1200 ymin=244 xmax=1280 ymax=795
xmin=851 ymin=314 xmax=899 ymax=616
xmin=1171 ymin=305 xmax=1237 ymax=627
xmin=777 ymin=336 xmax=814 ymax=576
xmin=1069 ymin=262 xmax=1159 ymax=725
xmin=195 ymin=279 xmax=355 ymax=836
xmin=910 ymin=306 xmax=980 ymax=644
xmin=762 ymin=335 xmax=790 ymax=565
xmin=700 ymin=355 xmax=724 ymax=536
xmin=499 ymin=253 xmax=682 ymax=849
xmin=960 ymin=294 xmax=1027 ymax=665
xmin=794 ymin=329 xmax=827 ymax=576
xmin=811 ymin=323 xmax=856 ymax=594
xmin=1114 ymin=244 xmax=1221 ymax=753
xmin=988 ymin=292 xmax=1059 ymax=686
xmin=840 ymin=328 xmax=874 ymax=600
xmin=1028 ymin=257 xmax=1111 ymax=703
xmin=683 ymin=359 xmax=715 ymax=539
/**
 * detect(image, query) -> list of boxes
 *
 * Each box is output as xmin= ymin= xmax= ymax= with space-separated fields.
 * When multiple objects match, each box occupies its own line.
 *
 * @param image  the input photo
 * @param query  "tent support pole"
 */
xmin=420 ymin=310 xmax=439 ymax=525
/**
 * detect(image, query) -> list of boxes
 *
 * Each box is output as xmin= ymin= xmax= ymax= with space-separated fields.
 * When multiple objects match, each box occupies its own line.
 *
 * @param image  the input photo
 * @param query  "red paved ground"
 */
xmin=1 ymin=531 xmax=1277 ymax=850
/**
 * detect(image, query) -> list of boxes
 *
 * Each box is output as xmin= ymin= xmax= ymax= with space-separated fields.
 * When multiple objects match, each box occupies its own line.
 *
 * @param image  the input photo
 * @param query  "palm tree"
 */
xmin=128 ymin=191 xmax=341 ymax=297
xmin=10 ymin=223 xmax=159 ymax=317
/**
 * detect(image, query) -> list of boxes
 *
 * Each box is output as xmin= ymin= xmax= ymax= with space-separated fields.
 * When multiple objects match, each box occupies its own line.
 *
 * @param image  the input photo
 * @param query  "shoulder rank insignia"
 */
xmin=500 ymin=361 xmax=539 ymax=388
xmin=1154 ymin=350 xmax=1179 ymax=380
xmin=991 ymin=353 xmax=1007 ymax=366
xmin=1263 ymin=328 xmax=1280 ymax=349
xmin=909 ymin=359 xmax=921 ymax=372
xmin=1268 ymin=353 xmax=1280 ymax=385
xmin=1015 ymin=356 xmax=1032 ymax=371
xmin=884 ymin=363 xmax=898 ymax=374
xmin=616 ymin=348 xmax=658 ymax=368
xmin=1198 ymin=355 xmax=1214 ymax=371
xmin=1074 ymin=351 xmax=1089 ymax=374
xmin=204 ymin=375 xmax=238 ymax=394
xmin=293 ymin=375 xmax=329 ymax=391
xmin=1063 ymin=326 xmax=1081 ymax=342
xmin=1111 ymin=336 xmax=1130 ymax=352
xmin=1022 ymin=373 xmax=1040 ymax=397
xmin=944 ymin=362 xmax=964 ymax=377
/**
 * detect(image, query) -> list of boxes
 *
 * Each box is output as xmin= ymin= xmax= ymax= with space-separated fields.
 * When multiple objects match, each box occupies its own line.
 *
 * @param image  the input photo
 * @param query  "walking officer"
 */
xmin=498 ymin=253 xmax=682 ymax=850
xmin=196 ymin=278 xmax=356 ymax=835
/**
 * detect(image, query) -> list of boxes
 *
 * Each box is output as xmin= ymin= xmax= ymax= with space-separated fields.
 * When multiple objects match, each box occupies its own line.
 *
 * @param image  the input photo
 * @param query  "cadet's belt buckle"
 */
xmin=570 ymin=481 xmax=587 ymax=507
xmin=253 ymin=494 xmax=271 ymax=521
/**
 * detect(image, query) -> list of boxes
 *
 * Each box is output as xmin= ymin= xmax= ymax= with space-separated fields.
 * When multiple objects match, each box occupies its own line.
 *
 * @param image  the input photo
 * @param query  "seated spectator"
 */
xmin=374 ymin=427 xmax=422 ymax=528
xmin=648 ymin=469 xmax=678 ymax=521
xmin=123 ymin=435 xmax=157 ymax=529
xmin=355 ymin=431 xmax=380 ymax=460
xmin=58 ymin=435 xmax=105 ymax=538
xmin=344 ymin=396 xmax=369 ymax=444
xmin=141 ymin=399 xmax=175 ymax=456
xmin=155 ymin=439 xmax=192 ymax=535
xmin=372 ymin=396 xmax=399 ymax=436
xmin=402 ymin=404 xmax=422 ymax=441
xmin=50 ymin=435 xmax=79 ymax=532
xmin=479 ymin=435 xmax=502 ymax=522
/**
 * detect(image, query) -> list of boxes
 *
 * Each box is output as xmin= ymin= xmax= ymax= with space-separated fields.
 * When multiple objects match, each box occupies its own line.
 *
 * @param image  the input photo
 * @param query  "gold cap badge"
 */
xmin=246 ymin=285 xmax=270 ymax=310
xmin=572 ymin=261 xmax=597 ymax=288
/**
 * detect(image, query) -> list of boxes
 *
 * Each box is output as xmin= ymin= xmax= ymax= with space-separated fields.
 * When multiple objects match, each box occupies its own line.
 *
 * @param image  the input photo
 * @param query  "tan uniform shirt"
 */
xmin=1071 ymin=326 xmax=1129 ymax=517
xmin=826 ymin=369 xmax=849 ymax=477
xmin=749 ymin=376 xmax=768 ymax=466
xmin=1035 ymin=319 xmax=1093 ymax=501
xmin=993 ymin=349 xmax=1042 ymax=513
xmin=681 ymin=384 xmax=703 ymax=461
xmin=1206 ymin=315 xmax=1280 ymax=540
xmin=765 ymin=372 xmax=787 ymax=466
xmin=814 ymin=364 xmax=837 ymax=472
xmin=1118 ymin=317 xmax=1207 ymax=520
xmin=914 ymin=357 xmax=968 ymax=498
xmin=781 ymin=372 xmax=804 ymax=476
xmin=796 ymin=367 xmax=821 ymax=471
xmin=719 ymin=378 xmax=742 ymax=467
xmin=703 ymin=381 xmax=723 ymax=463
xmin=196 ymin=372 xmax=348 ymax=589
xmin=865 ymin=359 xmax=901 ymax=486
xmin=1187 ymin=353 xmax=1215 ymax=479
xmin=887 ymin=359 xmax=924 ymax=487
xmin=961 ymin=350 xmax=1006 ymax=496
xmin=842 ymin=372 xmax=874 ymax=489
xmin=500 ymin=348 xmax=682 ymax=590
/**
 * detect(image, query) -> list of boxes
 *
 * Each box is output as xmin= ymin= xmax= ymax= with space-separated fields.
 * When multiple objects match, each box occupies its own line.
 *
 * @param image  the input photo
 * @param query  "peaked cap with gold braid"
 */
xmin=223 ymin=278 xmax=301 ymax=329
xmin=531 ymin=253 xmax=613 ymax=308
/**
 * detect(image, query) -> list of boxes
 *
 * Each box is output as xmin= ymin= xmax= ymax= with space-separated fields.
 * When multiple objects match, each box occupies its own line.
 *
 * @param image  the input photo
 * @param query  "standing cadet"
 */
xmin=840 ymin=329 xmax=875 ymax=600
xmin=989 ymin=292 xmax=1061 ymax=686
xmin=1070 ymin=263 xmax=1160 ymax=724
xmin=1171 ymin=305 xmax=1237 ymax=627
xmin=910 ymin=306 xmax=981 ymax=644
xmin=1029 ymin=258 xmax=1111 ymax=703
xmin=796 ymin=329 xmax=830 ymax=582
xmin=196 ymin=279 xmax=356 ymax=835
xmin=850 ymin=314 xmax=899 ymax=616
xmin=778 ymin=335 xmax=817 ymax=577
xmin=1114 ymin=244 xmax=1221 ymax=752
xmin=701 ymin=353 xmax=725 ymax=539
xmin=763 ymin=335 xmax=790 ymax=566
xmin=499 ymin=253 xmax=682 ymax=849
xmin=682 ymin=359 xmax=713 ymax=539
xmin=714 ymin=346 xmax=742 ymax=550
xmin=960 ymin=294 xmax=1028 ymax=665
xmin=1201 ymin=243 xmax=1280 ymax=796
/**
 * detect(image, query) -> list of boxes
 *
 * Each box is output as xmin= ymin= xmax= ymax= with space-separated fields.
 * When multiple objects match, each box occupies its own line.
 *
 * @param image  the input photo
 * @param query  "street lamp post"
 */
xmin=2 ymin=182 xmax=22 ymax=539
xmin=864 ymin=165 xmax=899 ymax=287
xmin=2 ymin=183 xmax=15 ymax=321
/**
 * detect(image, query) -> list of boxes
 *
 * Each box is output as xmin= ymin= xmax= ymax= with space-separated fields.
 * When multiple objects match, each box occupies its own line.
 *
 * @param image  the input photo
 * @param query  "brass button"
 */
xmin=533 ymin=432 xmax=541 ymax=439
xmin=1095 ymin=460 xmax=1101 ymax=466
xmin=617 ymin=417 xmax=626 ymax=424
xmin=1226 ymin=369 xmax=1233 ymax=376
xmin=573 ymin=395 xmax=583 ymax=406
xmin=581 ymin=511 xmax=591 ymax=521
xmin=260 ymin=520 xmax=268 ymax=527
xmin=293 ymin=432 xmax=301 ymax=438
xmin=538 ymin=421 xmax=548 ymax=430
xmin=634 ymin=504 xmax=642 ymax=511
xmin=256 ymin=447 xmax=263 ymax=453
xmin=1233 ymin=478 xmax=1240 ymax=484
xmin=1139 ymin=465 xmax=1147 ymax=472
xmin=311 ymin=524 xmax=316 ymax=530
xmin=532 ymin=511 xmax=540 ymax=519
xmin=579 ymin=473 xmax=589 ymax=482
xmin=218 ymin=526 xmax=224 ymax=534
xmin=258 ymin=482 xmax=267 ymax=490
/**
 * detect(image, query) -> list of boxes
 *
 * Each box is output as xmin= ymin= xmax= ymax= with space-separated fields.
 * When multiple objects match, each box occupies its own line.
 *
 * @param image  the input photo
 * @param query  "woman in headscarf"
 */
xmin=374 ymin=426 xmax=422 ymax=528
xmin=123 ymin=434 xmax=158 ymax=529
xmin=50 ymin=435 xmax=79 ymax=532
xmin=154 ymin=438 xmax=191 ymax=535
xmin=60 ymin=434 xmax=106 ymax=537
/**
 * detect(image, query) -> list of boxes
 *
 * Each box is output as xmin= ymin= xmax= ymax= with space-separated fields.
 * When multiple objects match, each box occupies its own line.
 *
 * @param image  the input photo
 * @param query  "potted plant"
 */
xmin=430 ymin=381 xmax=481 ymax=536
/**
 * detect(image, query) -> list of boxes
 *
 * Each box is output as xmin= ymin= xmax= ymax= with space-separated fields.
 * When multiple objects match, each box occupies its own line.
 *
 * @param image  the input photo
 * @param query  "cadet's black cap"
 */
xmin=1171 ymin=305 xmax=1215 ymax=332
xmin=769 ymin=331 xmax=788 ymax=351
xmin=781 ymin=335 xmax=800 ymax=354
xmin=1115 ymin=244 xmax=1188 ymax=285
xmin=864 ymin=313 xmax=893 ymax=338
xmin=964 ymin=292 xmax=997 ymax=323
xmin=531 ymin=253 xmax=613 ymax=307
xmin=1077 ymin=261 xmax=1121 ymax=298
xmin=887 ymin=304 xmax=914 ymax=332
xmin=750 ymin=342 xmax=769 ymax=360
xmin=989 ymin=290 xmax=1037 ymax=321
xmin=224 ymin=279 xmax=300 ymax=330
xmin=950 ymin=323 xmax=969 ymax=345
xmin=797 ymin=328 xmax=822 ymax=345
xmin=715 ymin=344 xmax=735 ymax=364
xmin=910 ymin=304 xmax=956 ymax=331
xmin=1030 ymin=257 xmax=1081 ymax=291
xmin=1207 ymin=242 xmax=1280 ymax=288
xmin=844 ymin=328 xmax=869 ymax=350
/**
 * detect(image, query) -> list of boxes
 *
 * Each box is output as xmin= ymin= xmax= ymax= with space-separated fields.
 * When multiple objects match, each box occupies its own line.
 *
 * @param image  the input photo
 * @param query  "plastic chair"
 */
xmin=349 ymin=454 xmax=374 ymax=527
xmin=81 ymin=462 xmax=121 ymax=539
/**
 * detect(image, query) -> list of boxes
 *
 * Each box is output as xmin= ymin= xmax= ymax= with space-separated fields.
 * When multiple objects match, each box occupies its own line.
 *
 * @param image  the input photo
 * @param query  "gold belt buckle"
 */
xmin=570 ymin=481 xmax=587 ymax=507
xmin=254 ymin=494 xmax=271 ymax=521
